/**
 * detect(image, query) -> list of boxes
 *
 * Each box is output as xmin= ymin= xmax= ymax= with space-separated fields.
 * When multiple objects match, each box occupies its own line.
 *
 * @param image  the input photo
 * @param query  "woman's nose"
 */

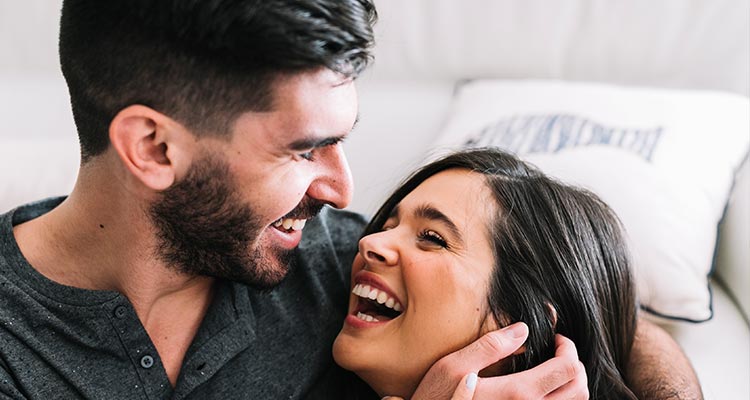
xmin=359 ymin=232 xmax=398 ymax=266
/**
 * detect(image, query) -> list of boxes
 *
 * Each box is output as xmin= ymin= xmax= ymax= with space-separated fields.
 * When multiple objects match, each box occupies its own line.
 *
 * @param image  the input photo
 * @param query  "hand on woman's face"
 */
xmin=333 ymin=169 xmax=499 ymax=397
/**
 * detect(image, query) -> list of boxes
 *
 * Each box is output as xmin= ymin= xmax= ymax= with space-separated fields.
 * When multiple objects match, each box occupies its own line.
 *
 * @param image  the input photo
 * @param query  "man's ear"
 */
xmin=109 ymin=105 xmax=192 ymax=191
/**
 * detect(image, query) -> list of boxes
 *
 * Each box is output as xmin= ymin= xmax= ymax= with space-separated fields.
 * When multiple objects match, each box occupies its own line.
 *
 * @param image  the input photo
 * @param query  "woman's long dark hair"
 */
xmin=362 ymin=148 xmax=638 ymax=399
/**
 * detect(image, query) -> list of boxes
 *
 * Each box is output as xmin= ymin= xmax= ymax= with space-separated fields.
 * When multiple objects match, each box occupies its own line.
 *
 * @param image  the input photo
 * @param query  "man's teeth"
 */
xmin=352 ymin=283 xmax=403 ymax=312
xmin=356 ymin=312 xmax=379 ymax=322
xmin=273 ymin=218 xmax=307 ymax=231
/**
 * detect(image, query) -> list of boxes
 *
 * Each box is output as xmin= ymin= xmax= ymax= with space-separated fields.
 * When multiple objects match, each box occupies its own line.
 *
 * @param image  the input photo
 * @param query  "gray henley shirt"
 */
xmin=0 ymin=197 xmax=367 ymax=399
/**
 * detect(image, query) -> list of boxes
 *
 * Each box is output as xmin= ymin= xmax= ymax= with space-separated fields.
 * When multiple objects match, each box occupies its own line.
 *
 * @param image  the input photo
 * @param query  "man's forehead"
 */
xmin=271 ymin=68 xmax=354 ymax=96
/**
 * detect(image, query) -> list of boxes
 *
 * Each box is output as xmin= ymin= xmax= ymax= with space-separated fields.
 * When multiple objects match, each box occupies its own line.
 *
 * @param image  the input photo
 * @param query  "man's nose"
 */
xmin=359 ymin=231 xmax=398 ymax=267
xmin=306 ymin=144 xmax=353 ymax=209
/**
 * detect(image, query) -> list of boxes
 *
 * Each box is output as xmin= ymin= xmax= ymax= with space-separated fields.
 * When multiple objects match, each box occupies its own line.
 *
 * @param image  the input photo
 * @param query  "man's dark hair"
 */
xmin=59 ymin=0 xmax=377 ymax=162
xmin=364 ymin=148 xmax=639 ymax=399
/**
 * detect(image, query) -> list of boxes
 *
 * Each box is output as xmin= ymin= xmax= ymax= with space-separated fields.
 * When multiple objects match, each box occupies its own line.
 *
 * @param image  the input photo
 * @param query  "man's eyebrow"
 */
xmin=287 ymin=116 xmax=359 ymax=151
xmin=413 ymin=204 xmax=462 ymax=242
xmin=288 ymin=135 xmax=345 ymax=151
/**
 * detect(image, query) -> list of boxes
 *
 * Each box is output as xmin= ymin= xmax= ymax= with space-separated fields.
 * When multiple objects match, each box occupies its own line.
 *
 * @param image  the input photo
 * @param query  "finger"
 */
xmin=381 ymin=397 xmax=404 ymax=400
xmin=553 ymin=334 xmax=579 ymax=361
xmin=545 ymin=362 xmax=588 ymax=400
xmin=529 ymin=335 xmax=582 ymax=396
xmin=475 ymin=335 xmax=582 ymax=399
xmin=474 ymin=359 xmax=578 ymax=399
xmin=450 ymin=373 xmax=478 ymax=400
xmin=448 ymin=322 xmax=529 ymax=371
xmin=412 ymin=323 xmax=529 ymax=400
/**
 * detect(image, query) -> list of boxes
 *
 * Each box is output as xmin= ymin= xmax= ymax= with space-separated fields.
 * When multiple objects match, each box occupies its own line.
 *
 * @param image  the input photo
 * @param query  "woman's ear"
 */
xmin=546 ymin=302 xmax=558 ymax=330
xmin=109 ymin=105 xmax=193 ymax=191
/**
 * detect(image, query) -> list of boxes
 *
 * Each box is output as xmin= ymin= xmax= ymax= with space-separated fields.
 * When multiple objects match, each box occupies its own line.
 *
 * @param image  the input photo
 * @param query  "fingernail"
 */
xmin=466 ymin=372 xmax=478 ymax=390
xmin=504 ymin=322 xmax=528 ymax=339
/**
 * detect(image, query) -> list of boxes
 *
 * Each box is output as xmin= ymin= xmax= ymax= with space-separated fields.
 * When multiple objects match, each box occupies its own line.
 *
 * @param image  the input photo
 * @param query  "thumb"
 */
xmin=450 ymin=372 xmax=478 ymax=400
xmin=452 ymin=322 xmax=529 ymax=370
xmin=381 ymin=397 xmax=404 ymax=400
xmin=411 ymin=322 xmax=529 ymax=400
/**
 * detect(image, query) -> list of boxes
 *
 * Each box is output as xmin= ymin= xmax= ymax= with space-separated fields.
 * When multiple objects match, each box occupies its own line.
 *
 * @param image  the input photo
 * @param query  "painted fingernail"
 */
xmin=466 ymin=372 xmax=478 ymax=390
xmin=505 ymin=322 xmax=528 ymax=339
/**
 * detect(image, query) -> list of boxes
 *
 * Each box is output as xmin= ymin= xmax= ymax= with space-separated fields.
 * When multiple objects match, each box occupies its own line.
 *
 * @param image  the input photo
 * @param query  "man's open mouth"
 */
xmin=351 ymin=283 xmax=404 ymax=322
xmin=272 ymin=217 xmax=307 ymax=233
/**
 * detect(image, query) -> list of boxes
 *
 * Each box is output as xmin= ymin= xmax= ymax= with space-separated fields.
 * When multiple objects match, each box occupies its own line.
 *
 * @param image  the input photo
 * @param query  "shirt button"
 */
xmin=114 ymin=306 xmax=127 ymax=319
xmin=140 ymin=355 xmax=154 ymax=369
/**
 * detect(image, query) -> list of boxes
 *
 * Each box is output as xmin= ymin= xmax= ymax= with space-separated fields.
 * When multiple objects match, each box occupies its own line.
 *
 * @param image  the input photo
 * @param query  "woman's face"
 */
xmin=333 ymin=169 xmax=499 ymax=397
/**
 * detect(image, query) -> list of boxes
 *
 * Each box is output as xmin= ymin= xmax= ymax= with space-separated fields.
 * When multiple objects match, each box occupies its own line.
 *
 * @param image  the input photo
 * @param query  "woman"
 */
xmin=333 ymin=148 xmax=638 ymax=399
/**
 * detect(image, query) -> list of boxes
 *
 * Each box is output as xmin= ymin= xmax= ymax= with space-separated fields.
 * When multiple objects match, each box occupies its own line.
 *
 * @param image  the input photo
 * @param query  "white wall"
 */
xmin=0 ymin=1 xmax=64 ymax=76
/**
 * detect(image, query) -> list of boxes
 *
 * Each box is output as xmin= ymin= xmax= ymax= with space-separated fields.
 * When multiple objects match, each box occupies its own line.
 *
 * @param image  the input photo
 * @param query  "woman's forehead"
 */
xmin=398 ymin=169 xmax=497 ymax=229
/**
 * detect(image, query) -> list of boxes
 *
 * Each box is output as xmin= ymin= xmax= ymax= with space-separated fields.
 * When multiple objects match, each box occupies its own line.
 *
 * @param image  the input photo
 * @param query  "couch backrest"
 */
xmin=369 ymin=0 xmax=750 ymax=96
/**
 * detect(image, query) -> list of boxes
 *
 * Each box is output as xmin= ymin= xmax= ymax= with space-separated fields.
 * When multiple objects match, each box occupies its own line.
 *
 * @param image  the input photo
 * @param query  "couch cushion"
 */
xmin=432 ymin=79 xmax=750 ymax=322
xmin=656 ymin=280 xmax=750 ymax=400
xmin=714 ymin=157 xmax=750 ymax=322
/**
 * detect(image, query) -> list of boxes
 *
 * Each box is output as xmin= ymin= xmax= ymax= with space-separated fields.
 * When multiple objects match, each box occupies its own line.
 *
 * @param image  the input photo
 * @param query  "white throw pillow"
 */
xmin=432 ymin=80 xmax=750 ymax=322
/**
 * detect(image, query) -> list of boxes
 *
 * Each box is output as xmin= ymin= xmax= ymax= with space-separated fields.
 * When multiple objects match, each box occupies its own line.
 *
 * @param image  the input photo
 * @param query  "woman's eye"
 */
xmin=418 ymin=229 xmax=448 ymax=248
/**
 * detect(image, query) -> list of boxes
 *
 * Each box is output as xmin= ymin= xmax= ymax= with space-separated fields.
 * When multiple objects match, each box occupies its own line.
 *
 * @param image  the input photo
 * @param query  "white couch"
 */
xmin=345 ymin=2 xmax=750 ymax=399
xmin=1 ymin=1 xmax=748 ymax=399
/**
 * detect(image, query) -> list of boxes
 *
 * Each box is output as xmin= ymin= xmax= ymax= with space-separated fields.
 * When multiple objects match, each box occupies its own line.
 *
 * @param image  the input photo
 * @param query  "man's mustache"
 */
xmin=282 ymin=198 xmax=325 ymax=221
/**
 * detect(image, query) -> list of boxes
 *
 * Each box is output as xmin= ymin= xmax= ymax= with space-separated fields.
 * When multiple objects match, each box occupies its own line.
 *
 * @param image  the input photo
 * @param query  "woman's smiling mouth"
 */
xmin=346 ymin=271 xmax=405 ymax=326
xmin=352 ymin=283 xmax=404 ymax=322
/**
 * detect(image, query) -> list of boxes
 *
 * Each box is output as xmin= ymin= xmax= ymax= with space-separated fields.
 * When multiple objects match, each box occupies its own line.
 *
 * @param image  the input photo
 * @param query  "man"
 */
xmin=0 ymin=1 xmax=700 ymax=399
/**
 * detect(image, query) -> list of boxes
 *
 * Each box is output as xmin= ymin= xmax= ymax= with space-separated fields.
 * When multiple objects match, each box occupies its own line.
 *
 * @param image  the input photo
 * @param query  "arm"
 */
xmin=626 ymin=318 xmax=703 ymax=400
xmin=408 ymin=323 xmax=589 ymax=400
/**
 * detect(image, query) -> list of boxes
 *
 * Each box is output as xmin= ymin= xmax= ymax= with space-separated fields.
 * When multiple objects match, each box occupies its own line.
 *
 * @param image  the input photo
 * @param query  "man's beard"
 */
xmin=148 ymin=154 xmax=321 ymax=289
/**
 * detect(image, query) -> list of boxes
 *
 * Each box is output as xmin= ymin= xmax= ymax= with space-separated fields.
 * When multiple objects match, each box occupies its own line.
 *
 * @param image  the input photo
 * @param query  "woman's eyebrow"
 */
xmin=387 ymin=205 xmax=400 ymax=219
xmin=414 ymin=204 xmax=463 ymax=243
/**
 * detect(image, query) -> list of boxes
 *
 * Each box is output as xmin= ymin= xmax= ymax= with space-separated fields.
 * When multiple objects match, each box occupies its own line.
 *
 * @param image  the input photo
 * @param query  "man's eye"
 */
xmin=418 ymin=229 xmax=448 ymax=248
xmin=299 ymin=150 xmax=314 ymax=161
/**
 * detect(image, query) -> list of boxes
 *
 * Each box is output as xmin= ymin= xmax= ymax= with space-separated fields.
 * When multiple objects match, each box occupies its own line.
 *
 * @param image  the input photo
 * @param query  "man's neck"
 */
xmin=12 ymin=177 xmax=215 ymax=387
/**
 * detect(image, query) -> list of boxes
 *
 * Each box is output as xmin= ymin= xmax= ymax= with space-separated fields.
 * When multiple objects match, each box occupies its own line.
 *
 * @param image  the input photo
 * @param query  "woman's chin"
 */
xmin=332 ymin=330 xmax=371 ymax=376
xmin=331 ymin=332 xmax=352 ymax=369
xmin=332 ymin=333 xmax=421 ymax=398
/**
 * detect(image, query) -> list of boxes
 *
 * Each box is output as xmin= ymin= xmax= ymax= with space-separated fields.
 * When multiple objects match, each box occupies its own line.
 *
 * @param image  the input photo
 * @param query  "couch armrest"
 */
xmin=714 ymin=155 xmax=750 ymax=323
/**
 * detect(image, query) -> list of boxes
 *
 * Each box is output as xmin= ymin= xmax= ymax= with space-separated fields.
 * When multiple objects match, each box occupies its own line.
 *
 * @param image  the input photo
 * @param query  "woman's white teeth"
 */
xmin=273 ymin=218 xmax=307 ymax=231
xmin=356 ymin=312 xmax=379 ymax=322
xmin=352 ymin=283 xmax=403 ymax=312
xmin=376 ymin=291 xmax=388 ymax=304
